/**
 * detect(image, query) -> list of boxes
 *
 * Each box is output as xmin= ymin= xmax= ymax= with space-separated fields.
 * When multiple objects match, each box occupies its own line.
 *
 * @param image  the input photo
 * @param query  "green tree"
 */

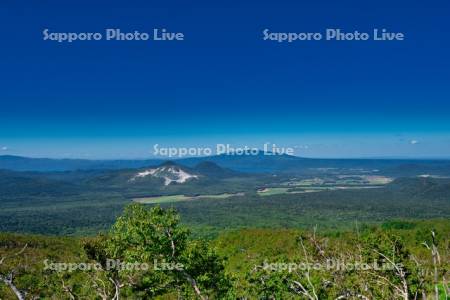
xmin=87 ymin=204 xmax=233 ymax=299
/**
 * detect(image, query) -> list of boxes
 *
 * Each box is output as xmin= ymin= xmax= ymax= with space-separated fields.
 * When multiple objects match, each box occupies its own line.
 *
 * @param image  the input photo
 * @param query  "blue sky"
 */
xmin=0 ymin=0 xmax=449 ymax=158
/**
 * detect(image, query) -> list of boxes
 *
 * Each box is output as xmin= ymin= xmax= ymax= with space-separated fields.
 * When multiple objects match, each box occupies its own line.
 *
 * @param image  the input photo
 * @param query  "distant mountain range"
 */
xmin=0 ymin=161 xmax=251 ymax=198
xmin=0 ymin=155 xmax=162 ymax=172
xmin=1 ymin=154 xmax=450 ymax=177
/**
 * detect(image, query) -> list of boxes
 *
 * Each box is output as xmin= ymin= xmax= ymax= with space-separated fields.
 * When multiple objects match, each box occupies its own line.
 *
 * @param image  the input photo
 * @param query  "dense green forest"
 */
xmin=1 ymin=157 xmax=449 ymax=298
xmin=0 ymin=205 xmax=449 ymax=299
xmin=1 ymin=176 xmax=449 ymax=237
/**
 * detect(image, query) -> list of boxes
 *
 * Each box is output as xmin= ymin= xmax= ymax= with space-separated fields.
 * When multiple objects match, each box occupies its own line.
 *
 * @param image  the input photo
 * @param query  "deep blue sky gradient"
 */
xmin=0 ymin=0 xmax=449 ymax=158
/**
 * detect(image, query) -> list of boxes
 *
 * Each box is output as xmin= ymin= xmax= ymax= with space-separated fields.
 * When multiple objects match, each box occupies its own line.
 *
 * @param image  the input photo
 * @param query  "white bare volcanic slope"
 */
xmin=130 ymin=163 xmax=199 ymax=186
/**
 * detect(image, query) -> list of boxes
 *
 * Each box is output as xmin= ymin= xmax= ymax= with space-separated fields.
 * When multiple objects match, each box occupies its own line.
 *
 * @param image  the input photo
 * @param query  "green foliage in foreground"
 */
xmin=0 ymin=207 xmax=449 ymax=299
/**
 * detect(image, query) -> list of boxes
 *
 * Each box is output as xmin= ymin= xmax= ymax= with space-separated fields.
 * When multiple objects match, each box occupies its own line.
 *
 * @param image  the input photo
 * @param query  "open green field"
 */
xmin=257 ymin=185 xmax=383 ymax=197
xmin=257 ymin=187 xmax=290 ymax=196
xmin=255 ymin=175 xmax=394 ymax=197
xmin=133 ymin=192 xmax=243 ymax=204
xmin=282 ymin=175 xmax=393 ymax=187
